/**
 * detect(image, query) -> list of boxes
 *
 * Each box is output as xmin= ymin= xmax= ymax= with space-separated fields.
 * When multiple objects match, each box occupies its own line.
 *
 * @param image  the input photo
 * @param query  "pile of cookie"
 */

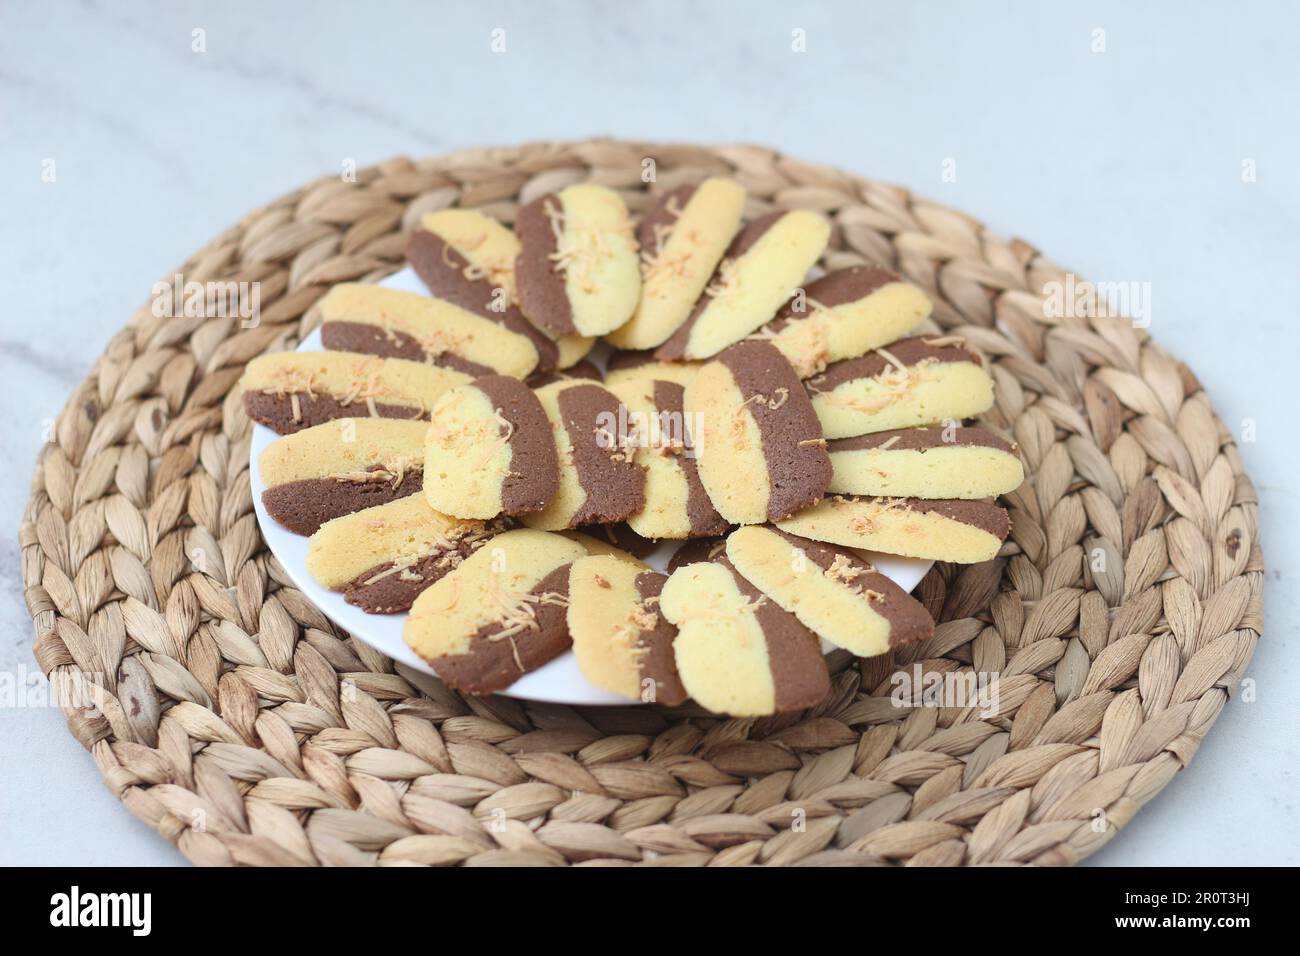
xmin=241 ymin=178 xmax=1023 ymax=717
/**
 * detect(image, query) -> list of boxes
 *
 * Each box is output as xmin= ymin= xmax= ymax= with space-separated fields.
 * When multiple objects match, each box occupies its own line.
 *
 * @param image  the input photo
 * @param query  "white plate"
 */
xmin=248 ymin=268 xmax=934 ymax=705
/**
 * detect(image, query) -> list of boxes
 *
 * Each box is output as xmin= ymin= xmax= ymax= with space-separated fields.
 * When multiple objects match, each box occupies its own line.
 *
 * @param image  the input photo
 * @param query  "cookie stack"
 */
xmin=241 ymin=178 xmax=1023 ymax=717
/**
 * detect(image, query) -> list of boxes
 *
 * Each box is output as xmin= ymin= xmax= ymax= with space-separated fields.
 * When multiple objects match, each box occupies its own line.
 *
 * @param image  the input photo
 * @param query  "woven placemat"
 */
xmin=21 ymin=139 xmax=1263 ymax=867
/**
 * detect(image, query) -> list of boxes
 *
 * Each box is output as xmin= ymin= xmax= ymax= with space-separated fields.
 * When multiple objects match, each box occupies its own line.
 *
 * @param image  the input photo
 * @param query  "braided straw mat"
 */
xmin=21 ymin=140 xmax=1263 ymax=867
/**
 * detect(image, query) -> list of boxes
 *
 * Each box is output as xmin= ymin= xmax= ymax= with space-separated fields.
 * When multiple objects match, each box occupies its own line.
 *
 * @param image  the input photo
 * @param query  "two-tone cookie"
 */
xmin=407 ymin=209 xmax=560 ymax=372
xmin=423 ymin=375 xmax=560 ymax=519
xmin=317 ymin=283 xmax=538 ymax=379
xmin=258 ymin=418 xmax=426 ymax=534
xmin=515 ymin=184 xmax=641 ymax=337
xmin=655 ymin=209 xmax=830 ymax=360
xmin=666 ymin=537 xmax=726 ymax=573
xmin=566 ymin=555 xmax=688 ymax=706
xmin=603 ymin=349 xmax=702 ymax=390
xmin=806 ymin=335 xmax=994 ymax=439
xmin=827 ymin=426 xmax=1024 ymax=498
xmin=306 ymin=494 xmax=504 ymax=613
xmin=725 ymin=526 xmax=934 ymax=657
xmin=521 ymin=381 xmax=647 ymax=531
xmin=754 ymin=267 xmax=932 ymax=377
xmin=606 ymin=376 xmax=728 ymax=540
xmin=403 ymin=528 xmax=587 ymax=694
xmin=660 ymin=557 xmax=830 ymax=716
xmin=240 ymin=350 xmax=468 ymax=434
xmin=604 ymin=178 xmax=747 ymax=350
xmin=684 ymin=340 xmax=831 ymax=524
xmin=775 ymin=495 xmax=1010 ymax=564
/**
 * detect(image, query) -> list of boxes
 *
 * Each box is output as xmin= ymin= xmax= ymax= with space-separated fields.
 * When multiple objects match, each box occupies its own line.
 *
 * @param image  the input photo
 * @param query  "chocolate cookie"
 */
xmin=806 ymin=335 xmax=994 ymax=439
xmin=725 ymin=526 xmax=934 ymax=657
xmin=259 ymin=418 xmax=426 ymax=534
xmin=753 ymin=267 xmax=932 ymax=377
xmin=567 ymin=556 xmax=688 ymax=706
xmin=684 ymin=340 xmax=831 ymax=524
xmin=655 ymin=209 xmax=830 ymax=361
xmin=403 ymin=528 xmax=587 ymax=694
xmin=306 ymin=494 xmax=505 ymax=614
xmin=660 ymin=556 xmax=830 ymax=716
xmin=607 ymin=376 xmax=727 ymax=540
xmin=521 ymin=381 xmax=647 ymax=531
xmin=605 ymin=178 xmax=747 ymax=350
xmin=775 ymin=495 xmax=1011 ymax=564
xmin=515 ymin=184 xmax=641 ymax=337
xmin=407 ymin=209 xmax=560 ymax=373
xmin=423 ymin=375 xmax=560 ymax=520
xmin=317 ymin=282 xmax=539 ymax=379
xmin=828 ymin=426 xmax=1023 ymax=498
xmin=240 ymin=351 xmax=468 ymax=434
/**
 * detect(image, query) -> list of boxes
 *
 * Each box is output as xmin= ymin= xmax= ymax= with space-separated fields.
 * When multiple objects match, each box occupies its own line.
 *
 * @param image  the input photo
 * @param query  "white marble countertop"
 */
xmin=2 ymin=0 xmax=1295 ymax=866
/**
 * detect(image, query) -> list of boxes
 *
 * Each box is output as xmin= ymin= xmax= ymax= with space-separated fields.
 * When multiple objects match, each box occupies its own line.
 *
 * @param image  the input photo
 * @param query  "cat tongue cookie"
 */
xmin=522 ymin=381 xmax=647 ymax=531
xmin=514 ymin=183 xmax=641 ymax=338
xmin=755 ymin=267 xmax=933 ymax=378
xmin=775 ymin=495 xmax=1011 ymax=564
xmin=828 ymin=426 xmax=1024 ymax=498
xmin=684 ymin=340 xmax=831 ymax=524
xmin=655 ymin=208 xmax=830 ymax=361
xmin=403 ymin=528 xmax=587 ymax=694
xmin=725 ymin=526 xmax=934 ymax=657
xmin=406 ymin=209 xmax=560 ymax=373
xmin=240 ymin=351 xmax=468 ymax=434
xmin=259 ymin=418 xmax=426 ymax=534
xmin=306 ymin=494 xmax=505 ymax=614
xmin=660 ymin=557 xmax=830 ymax=717
xmin=806 ymin=335 xmax=994 ymax=439
xmin=423 ymin=375 xmax=560 ymax=520
xmin=567 ymin=555 xmax=688 ymax=706
xmin=605 ymin=178 xmax=747 ymax=350
xmin=317 ymin=283 xmax=539 ymax=379
xmin=607 ymin=376 xmax=728 ymax=540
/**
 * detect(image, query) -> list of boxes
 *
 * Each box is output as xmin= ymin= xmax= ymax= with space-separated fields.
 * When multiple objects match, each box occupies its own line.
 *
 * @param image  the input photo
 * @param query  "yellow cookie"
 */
xmin=240 ymin=350 xmax=468 ymax=434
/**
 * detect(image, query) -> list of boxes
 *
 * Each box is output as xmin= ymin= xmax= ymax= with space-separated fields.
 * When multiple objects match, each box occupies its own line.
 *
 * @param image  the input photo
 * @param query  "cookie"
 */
xmin=411 ymin=208 xmax=591 ymax=371
xmin=607 ymin=377 xmax=728 ymax=540
xmin=603 ymin=349 xmax=702 ymax=390
xmin=423 ymin=375 xmax=560 ymax=519
xmin=240 ymin=350 xmax=468 ymax=434
xmin=521 ymin=381 xmax=647 ymax=531
xmin=515 ymin=184 xmax=641 ymax=337
xmin=655 ymin=209 xmax=830 ymax=361
xmin=405 ymin=216 xmax=559 ymax=373
xmin=775 ymin=495 xmax=1011 ymax=564
xmin=525 ymin=357 xmax=601 ymax=390
xmin=403 ymin=528 xmax=587 ymax=694
xmin=806 ymin=335 xmax=994 ymax=439
xmin=306 ymin=494 xmax=504 ymax=614
xmin=753 ymin=267 xmax=932 ymax=377
xmin=604 ymin=178 xmax=747 ymax=350
xmin=258 ymin=418 xmax=426 ymax=534
xmin=725 ymin=526 xmax=933 ymax=657
xmin=660 ymin=557 xmax=830 ymax=716
xmin=684 ymin=340 xmax=831 ymax=524
xmin=317 ymin=282 xmax=539 ymax=379
xmin=828 ymin=426 xmax=1023 ymax=498
xmin=567 ymin=556 xmax=688 ymax=705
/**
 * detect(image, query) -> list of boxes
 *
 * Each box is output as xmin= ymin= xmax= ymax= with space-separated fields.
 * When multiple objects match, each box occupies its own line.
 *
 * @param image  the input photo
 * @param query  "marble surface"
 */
xmin=1 ymin=0 xmax=1295 ymax=866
